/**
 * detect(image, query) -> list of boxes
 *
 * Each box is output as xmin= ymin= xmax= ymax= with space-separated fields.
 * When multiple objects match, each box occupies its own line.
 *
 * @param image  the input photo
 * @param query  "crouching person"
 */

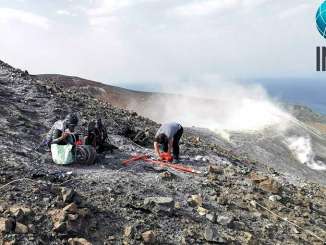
xmin=47 ymin=113 xmax=96 ymax=165
xmin=154 ymin=122 xmax=183 ymax=163
xmin=46 ymin=113 xmax=79 ymax=165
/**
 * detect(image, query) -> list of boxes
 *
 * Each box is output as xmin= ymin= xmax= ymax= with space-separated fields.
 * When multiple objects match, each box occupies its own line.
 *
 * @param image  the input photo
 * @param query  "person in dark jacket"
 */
xmin=46 ymin=113 xmax=79 ymax=147
xmin=84 ymin=121 xmax=97 ymax=147
xmin=154 ymin=122 xmax=183 ymax=162
xmin=85 ymin=118 xmax=110 ymax=153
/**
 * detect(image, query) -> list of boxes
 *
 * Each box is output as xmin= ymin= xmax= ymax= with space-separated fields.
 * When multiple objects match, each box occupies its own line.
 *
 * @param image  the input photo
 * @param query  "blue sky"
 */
xmin=0 ymin=0 xmax=324 ymax=87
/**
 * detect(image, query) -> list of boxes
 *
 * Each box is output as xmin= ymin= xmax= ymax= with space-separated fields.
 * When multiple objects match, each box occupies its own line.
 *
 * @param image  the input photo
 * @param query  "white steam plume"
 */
xmin=285 ymin=136 xmax=326 ymax=171
xmin=145 ymin=80 xmax=292 ymax=133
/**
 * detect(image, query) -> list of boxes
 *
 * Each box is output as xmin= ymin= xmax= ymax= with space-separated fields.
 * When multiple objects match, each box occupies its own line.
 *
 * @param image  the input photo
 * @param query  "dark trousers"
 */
xmin=163 ymin=126 xmax=183 ymax=160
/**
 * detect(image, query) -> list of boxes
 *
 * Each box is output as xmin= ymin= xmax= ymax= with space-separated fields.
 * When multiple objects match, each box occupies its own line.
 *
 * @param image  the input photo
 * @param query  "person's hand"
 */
xmin=160 ymin=152 xmax=173 ymax=162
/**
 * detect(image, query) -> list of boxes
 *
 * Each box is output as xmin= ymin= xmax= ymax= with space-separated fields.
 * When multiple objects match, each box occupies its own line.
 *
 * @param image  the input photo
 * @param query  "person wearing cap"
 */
xmin=46 ymin=113 xmax=79 ymax=147
xmin=154 ymin=122 xmax=183 ymax=162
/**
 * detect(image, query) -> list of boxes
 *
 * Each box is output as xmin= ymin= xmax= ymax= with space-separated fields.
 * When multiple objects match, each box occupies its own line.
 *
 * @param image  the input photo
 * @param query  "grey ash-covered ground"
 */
xmin=0 ymin=60 xmax=325 ymax=244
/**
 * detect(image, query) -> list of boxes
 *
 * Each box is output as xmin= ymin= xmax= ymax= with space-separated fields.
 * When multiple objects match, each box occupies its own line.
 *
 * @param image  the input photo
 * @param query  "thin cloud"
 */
xmin=86 ymin=0 xmax=163 ymax=16
xmin=171 ymin=0 xmax=239 ymax=17
xmin=279 ymin=4 xmax=310 ymax=20
xmin=0 ymin=8 xmax=50 ymax=29
xmin=87 ymin=0 xmax=132 ymax=16
xmin=56 ymin=9 xmax=77 ymax=17
xmin=170 ymin=0 xmax=271 ymax=17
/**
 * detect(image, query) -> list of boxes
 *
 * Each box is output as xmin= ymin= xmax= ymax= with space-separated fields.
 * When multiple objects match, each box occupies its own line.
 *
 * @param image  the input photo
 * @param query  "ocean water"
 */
xmin=251 ymin=79 xmax=326 ymax=115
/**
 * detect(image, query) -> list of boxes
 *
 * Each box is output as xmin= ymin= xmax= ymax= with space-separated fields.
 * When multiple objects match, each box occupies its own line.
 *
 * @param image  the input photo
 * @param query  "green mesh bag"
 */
xmin=51 ymin=144 xmax=75 ymax=165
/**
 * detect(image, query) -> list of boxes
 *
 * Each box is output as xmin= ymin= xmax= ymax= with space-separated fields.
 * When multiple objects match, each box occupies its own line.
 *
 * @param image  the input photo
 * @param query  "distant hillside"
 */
xmin=282 ymin=104 xmax=326 ymax=123
xmin=36 ymin=74 xmax=156 ymax=110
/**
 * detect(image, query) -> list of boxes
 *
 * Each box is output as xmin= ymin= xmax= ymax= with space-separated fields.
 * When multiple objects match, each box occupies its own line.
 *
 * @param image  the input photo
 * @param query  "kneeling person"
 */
xmin=46 ymin=113 xmax=79 ymax=146
xmin=46 ymin=113 xmax=80 ymax=165
xmin=154 ymin=122 xmax=183 ymax=162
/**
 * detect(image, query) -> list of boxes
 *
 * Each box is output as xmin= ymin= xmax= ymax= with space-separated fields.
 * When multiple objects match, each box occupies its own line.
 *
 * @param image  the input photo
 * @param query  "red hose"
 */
xmin=122 ymin=155 xmax=201 ymax=174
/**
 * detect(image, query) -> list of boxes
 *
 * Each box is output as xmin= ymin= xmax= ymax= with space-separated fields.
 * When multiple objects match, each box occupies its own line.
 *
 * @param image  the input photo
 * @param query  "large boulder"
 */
xmin=144 ymin=197 xmax=174 ymax=213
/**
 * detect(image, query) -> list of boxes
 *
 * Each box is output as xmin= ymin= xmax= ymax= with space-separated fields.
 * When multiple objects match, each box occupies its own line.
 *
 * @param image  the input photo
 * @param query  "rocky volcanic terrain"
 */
xmin=0 ymin=60 xmax=326 ymax=244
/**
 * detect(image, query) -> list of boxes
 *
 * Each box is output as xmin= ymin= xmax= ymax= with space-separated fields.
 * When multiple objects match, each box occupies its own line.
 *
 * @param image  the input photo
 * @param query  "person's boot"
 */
xmin=172 ymin=156 xmax=180 ymax=164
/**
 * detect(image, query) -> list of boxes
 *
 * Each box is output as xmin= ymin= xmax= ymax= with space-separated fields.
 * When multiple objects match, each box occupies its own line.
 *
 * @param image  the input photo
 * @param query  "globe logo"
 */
xmin=316 ymin=1 xmax=326 ymax=38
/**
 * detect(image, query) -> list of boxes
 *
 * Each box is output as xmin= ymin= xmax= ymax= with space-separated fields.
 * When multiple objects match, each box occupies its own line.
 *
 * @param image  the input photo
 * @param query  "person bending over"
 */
xmin=154 ymin=122 xmax=183 ymax=162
